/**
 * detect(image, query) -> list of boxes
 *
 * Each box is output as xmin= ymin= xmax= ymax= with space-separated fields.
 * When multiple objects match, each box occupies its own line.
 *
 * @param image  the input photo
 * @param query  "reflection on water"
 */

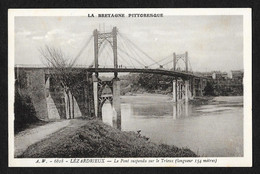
xmin=173 ymin=102 xmax=189 ymax=119
xmin=102 ymin=96 xmax=243 ymax=157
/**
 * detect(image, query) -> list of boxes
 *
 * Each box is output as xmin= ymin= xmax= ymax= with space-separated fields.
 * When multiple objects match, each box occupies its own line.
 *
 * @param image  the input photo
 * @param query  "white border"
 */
xmin=8 ymin=8 xmax=252 ymax=167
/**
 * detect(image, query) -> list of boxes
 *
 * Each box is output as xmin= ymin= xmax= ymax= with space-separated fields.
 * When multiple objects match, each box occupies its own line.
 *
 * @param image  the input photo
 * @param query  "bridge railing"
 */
xmin=74 ymin=64 xmax=176 ymax=71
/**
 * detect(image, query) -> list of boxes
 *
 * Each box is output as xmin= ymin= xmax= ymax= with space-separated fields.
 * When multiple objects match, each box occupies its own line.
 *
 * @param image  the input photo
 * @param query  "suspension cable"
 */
xmin=118 ymin=34 xmax=147 ymax=65
xmin=118 ymin=52 xmax=135 ymax=68
xmin=102 ymin=46 xmax=109 ymax=67
xmin=118 ymin=32 xmax=160 ymax=65
xmin=71 ymin=35 xmax=93 ymax=65
xmin=118 ymin=48 xmax=136 ymax=68
xmin=148 ymin=54 xmax=172 ymax=67
xmin=118 ymin=47 xmax=146 ymax=66
xmin=161 ymin=59 xmax=173 ymax=66
xmin=118 ymin=35 xmax=147 ymax=66
xmin=82 ymin=43 xmax=94 ymax=66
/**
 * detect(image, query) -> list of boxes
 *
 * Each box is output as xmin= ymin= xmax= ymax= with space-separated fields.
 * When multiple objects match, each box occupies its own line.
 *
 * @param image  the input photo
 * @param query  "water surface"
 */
xmin=102 ymin=95 xmax=243 ymax=157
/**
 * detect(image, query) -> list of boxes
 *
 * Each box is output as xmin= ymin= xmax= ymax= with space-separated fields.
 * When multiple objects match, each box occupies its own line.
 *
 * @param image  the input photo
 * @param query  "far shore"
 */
xmin=121 ymin=93 xmax=172 ymax=103
xmin=120 ymin=93 xmax=215 ymax=104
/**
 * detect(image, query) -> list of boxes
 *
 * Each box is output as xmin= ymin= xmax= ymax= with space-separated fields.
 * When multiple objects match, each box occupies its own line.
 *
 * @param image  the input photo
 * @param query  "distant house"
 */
xmin=197 ymin=71 xmax=228 ymax=80
xmin=212 ymin=71 xmax=228 ymax=80
xmin=201 ymin=72 xmax=214 ymax=79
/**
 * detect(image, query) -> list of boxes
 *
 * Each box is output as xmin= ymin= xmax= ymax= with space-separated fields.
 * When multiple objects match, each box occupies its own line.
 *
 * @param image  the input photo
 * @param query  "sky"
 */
xmin=14 ymin=15 xmax=243 ymax=72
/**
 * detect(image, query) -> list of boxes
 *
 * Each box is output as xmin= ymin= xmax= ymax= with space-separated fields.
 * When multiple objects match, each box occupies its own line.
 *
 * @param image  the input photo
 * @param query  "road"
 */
xmin=14 ymin=120 xmax=70 ymax=157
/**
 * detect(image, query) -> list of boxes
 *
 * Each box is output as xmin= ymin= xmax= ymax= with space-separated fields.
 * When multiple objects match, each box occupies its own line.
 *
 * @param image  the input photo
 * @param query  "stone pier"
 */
xmin=93 ymin=77 xmax=98 ymax=117
xmin=112 ymin=77 xmax=121 ymax=130
xmin=192 ymin=78 xmax=196 ymax=98
xmin=92 ymin=75 xmax=121 ymax=130
xmin=172 ymin=79 xmax=177 ymax=102
xmin=185 ymin=80 xmax=189 ymax=103
xmin=172 ymin=77 xmax=193 ymax=103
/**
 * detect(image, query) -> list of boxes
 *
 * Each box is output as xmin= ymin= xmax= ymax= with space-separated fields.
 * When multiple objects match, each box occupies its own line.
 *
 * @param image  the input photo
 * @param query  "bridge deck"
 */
xmin=15 ymin=66 xmax=207 ymax=79
xmin=82 ymin=68 xmax=196 ymax=78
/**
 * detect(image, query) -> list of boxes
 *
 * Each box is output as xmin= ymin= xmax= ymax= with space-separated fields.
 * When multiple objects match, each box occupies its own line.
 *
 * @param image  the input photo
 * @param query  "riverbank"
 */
xmin=121 ymin=93 xmax=214 ymax=104
xmin=121 ymin=93 xmax=172 ymax=104
xmin=189 ymin=96 xmax=214 ymax=105
xmin=18 ymin=119 xmax=197 ymax=158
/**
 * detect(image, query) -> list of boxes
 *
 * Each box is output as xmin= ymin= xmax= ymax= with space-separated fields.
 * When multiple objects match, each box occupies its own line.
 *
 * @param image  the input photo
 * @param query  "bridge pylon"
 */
xmin=92 ymin=27 xmax=121 ymax=129
xmin=173 ymin=51 xmax=189 ymax=72
xmin=171 ymin=51 xmax=197 ymax=102
xmin=93 ymin=26 xmax=118 ymax=78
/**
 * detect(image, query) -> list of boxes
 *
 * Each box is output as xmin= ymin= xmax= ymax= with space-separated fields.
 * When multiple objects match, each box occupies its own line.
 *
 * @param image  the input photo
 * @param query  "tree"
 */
xmin=39 ymin=45 xmax=81 ymax=119
xmin=204 ymin=81 xmax=215 ymax=96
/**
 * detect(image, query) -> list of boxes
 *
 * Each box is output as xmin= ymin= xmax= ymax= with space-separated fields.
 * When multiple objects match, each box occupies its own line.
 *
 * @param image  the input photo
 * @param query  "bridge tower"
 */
xmin=93 ymin=27 xmax=121 ymax=129
xmin=93 ymin=27 xmax=118 ymax=77
xmin=173 ymin=51 xmax=188 ymax=72
xmin=172 ymin=51 xmax=193 ymax=103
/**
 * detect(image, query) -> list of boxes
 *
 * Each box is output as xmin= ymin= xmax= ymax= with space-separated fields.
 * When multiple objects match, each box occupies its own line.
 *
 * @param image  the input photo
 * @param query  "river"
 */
xmin=102 ymin=95 xmax=243 ymax=157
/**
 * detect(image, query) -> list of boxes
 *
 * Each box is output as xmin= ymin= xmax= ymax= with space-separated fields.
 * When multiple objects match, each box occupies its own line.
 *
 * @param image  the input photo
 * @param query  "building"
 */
xmin=212 ymin=71 xmax=228 ymax=80
xmin=231 ymin=70 xmax=244 ymax=81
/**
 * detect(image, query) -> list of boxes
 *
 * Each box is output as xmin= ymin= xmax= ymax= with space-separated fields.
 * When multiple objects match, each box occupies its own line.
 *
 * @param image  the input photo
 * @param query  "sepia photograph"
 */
xmin=8 ymin=9 xmax=252 ymax=167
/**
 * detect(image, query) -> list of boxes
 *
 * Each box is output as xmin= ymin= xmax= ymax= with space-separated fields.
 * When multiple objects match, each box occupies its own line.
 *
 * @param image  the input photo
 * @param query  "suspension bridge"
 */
xmin=72 ymin=26 xmax=207 ymax=129
xmin=15 ymin=26 xmax=208 ymax=130
xmin=72 ymin=27 xmax=195 ymax=76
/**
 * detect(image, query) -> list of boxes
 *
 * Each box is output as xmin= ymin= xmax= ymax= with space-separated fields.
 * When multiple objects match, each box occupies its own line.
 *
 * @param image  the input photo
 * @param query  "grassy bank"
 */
xmin=19 ymin=119 xmax=197 ymax=158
